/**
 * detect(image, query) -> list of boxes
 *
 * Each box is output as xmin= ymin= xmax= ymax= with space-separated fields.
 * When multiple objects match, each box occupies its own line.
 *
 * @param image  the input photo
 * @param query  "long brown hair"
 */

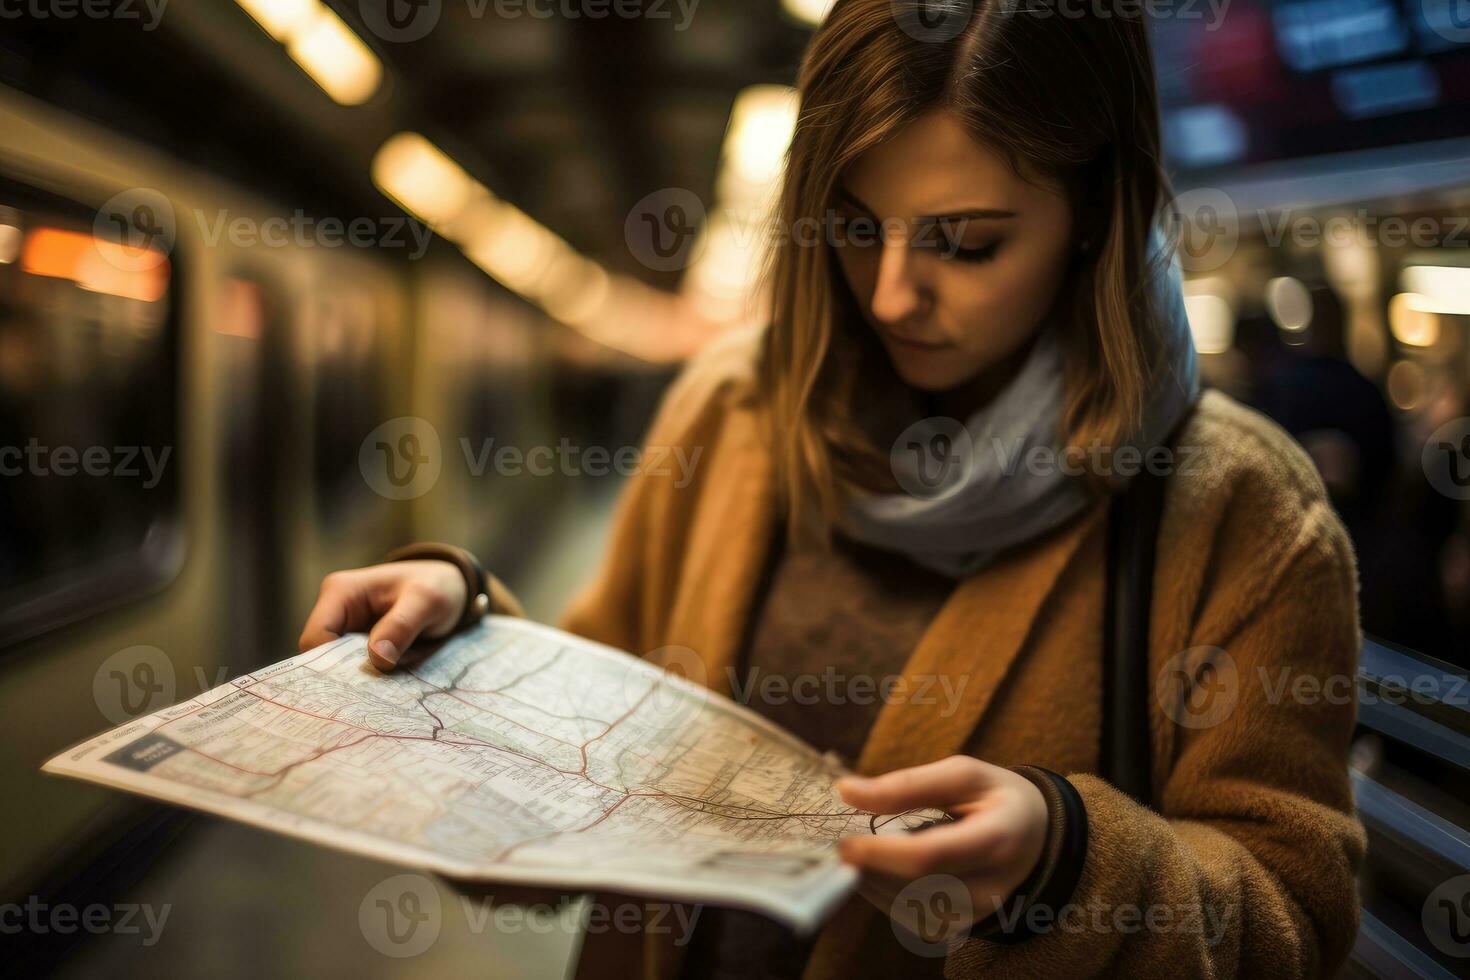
xmin=760 ymin=0 xmax=1176 ymax=533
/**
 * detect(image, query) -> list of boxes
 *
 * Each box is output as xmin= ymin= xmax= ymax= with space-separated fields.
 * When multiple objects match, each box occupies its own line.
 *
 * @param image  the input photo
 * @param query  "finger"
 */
xmin=367 ymin=587 xmax=444 ymax=671
xmin=838 ymin=808 xmax=1012 ymax=879
xmin=837 ymin=756 xmax=999 ymax=814
xmin=298 ymin=572 xmax=371 ymax=652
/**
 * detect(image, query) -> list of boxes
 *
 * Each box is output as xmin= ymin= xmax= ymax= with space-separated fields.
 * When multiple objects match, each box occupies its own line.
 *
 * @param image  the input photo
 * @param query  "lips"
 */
xmin=884 ymin=331 xmax=951 ymax=350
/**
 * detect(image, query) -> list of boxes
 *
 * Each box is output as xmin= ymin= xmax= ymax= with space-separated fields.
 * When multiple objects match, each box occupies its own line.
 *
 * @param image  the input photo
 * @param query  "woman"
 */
xmin=299 ymin=1 xmax=1365 ymax=976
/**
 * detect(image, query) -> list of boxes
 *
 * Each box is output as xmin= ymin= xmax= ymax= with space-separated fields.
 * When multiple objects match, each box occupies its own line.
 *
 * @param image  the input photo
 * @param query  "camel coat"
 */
xmin=547 ymin=329 xmax=1366 ymax=980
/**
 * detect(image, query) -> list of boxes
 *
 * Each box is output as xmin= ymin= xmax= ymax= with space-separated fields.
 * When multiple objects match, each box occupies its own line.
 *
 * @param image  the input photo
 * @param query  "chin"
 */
xmin=884 ymin=348 xmax=975 ymax=393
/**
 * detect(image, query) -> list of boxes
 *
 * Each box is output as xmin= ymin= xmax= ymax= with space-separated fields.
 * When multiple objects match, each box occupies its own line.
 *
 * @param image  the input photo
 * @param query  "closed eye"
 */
xmin=945 ymin=240 xmax=1001 ymax=264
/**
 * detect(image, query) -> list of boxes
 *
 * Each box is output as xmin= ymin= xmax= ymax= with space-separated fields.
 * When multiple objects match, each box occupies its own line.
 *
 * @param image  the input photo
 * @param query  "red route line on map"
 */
xmin=135 ymin=636 xmax=870 ymax=839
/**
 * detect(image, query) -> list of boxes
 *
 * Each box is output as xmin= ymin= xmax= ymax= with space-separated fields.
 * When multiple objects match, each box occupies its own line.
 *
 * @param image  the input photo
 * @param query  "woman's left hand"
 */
xmin=836 ymin=756 xmax=1050 ymax=935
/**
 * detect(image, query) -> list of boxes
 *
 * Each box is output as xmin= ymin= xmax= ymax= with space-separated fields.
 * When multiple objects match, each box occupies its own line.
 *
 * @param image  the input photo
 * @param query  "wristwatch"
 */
xmin=382 ymin=542 xmax=492 ymax=634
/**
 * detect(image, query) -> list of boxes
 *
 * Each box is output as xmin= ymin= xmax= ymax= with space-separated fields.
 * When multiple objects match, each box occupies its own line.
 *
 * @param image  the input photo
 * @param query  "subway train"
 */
xmin=4 ymin=32 xmax=1470 ymax=980
xmin=0 ymin=79 xmax=675 ymax=970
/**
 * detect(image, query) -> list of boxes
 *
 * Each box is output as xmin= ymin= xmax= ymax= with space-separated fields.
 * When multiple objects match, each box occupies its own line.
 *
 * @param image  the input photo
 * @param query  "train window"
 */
xmin=0 ymin=181 xmax=182 ymax=648
xmin=306 ymin=288 xmax=384 ymax=525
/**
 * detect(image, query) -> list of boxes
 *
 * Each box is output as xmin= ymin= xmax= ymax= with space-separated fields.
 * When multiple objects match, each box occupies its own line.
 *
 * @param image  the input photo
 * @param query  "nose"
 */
xmin=869 ymin=238 xmax=927 ymax=326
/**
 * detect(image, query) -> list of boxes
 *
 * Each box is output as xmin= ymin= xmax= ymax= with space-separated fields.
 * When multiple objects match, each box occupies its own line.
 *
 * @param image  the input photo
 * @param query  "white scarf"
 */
xmin=840 ymin=226 xmax=1200 ymax=578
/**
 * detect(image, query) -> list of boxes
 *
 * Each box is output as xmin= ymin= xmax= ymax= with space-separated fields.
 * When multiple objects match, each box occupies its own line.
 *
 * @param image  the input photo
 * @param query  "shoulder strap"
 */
xmin=1101 ymin=404 xmax=1196 ymax=806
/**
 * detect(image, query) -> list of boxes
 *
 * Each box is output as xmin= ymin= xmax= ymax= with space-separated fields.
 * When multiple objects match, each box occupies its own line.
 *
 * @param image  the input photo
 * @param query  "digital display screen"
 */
xmin=1152 ymin=0 xmax=1470 ymax=171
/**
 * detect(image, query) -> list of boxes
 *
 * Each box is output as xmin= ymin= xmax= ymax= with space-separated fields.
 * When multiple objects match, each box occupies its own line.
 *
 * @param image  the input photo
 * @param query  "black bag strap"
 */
xmin=1101 ymin=404 xmax=1196 ymax=807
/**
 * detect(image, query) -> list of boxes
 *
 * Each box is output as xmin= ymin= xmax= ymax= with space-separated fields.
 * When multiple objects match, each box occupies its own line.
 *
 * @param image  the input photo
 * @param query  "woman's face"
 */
xmin=832 ymin=110 xmax=1078 ymax=394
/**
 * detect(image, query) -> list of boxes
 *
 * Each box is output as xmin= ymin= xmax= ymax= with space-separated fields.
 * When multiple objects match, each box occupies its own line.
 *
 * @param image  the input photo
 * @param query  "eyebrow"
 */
xmin=836 ymin=187 xmax=1018 ymax=222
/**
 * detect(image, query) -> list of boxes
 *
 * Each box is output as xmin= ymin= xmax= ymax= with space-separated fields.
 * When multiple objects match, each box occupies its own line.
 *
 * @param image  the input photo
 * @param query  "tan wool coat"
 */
xmin=548 ymin=330 xmax=1366 ymax=980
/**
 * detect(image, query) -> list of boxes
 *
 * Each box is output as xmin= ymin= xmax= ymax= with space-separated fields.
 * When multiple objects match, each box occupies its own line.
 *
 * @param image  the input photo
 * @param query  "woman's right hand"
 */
xmin=298 ymin=561 xmax=468 ymax=671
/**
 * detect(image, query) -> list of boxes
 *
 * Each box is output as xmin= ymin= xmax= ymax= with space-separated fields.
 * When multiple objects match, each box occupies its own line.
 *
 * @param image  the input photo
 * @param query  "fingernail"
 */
xmin=372 ymin=639 xmax=398 ymax=663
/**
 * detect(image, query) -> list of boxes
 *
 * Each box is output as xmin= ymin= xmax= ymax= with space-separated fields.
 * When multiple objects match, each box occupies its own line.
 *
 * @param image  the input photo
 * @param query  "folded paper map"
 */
xmin=43 ymin=616 xmax=934 ymax=931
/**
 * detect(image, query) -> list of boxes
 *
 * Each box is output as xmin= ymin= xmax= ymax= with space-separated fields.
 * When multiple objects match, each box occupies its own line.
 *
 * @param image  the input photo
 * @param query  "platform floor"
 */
xmin=56 ymin=488 xmax=622 ymax=980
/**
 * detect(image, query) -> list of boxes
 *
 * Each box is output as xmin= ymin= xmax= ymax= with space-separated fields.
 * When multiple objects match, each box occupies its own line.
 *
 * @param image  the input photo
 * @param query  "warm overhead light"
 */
xmin=370 ymin=136 xmax=717 ymax=362
xmin=1386 ymin=360 xmax=1426 ymax=411
xmin=0 ymin=223 xmax=20 ymax=264
xmin=371 ymin=132 xmax=479 ymax=229
xmin=540 ymin=257 xmax=613 ymax=328
xmin=719 ymin=85 xmax=799 ymax=205
xmin=781 ymin=0 xmax=836 ymax=26
xmin=234 ymin=0 xmax=316 ymax=41
xmin=461 ymin=203 xmax=563 ymax=293
xmin=232 ymin=0 xmax=381 ymax=105
xmin=1265 ymin=276 xmax=1313 ymax=332
xmin=1388 ymin=292 xmax=1441 ymax=348
xmin=286 ymin=7 xmax=382 ymax=106
xmin=1401 ymin=265 xmax=1470 ymax=315
xmin=1183 ymin=292 xmax=1234 ymax=355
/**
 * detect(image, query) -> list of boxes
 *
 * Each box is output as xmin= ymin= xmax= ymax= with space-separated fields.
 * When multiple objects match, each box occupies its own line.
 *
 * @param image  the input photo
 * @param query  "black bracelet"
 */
xmin=382 ymin=542 xmax=491 ymax=634
xmin=972 ymin=767 xmax=1090 ymax=945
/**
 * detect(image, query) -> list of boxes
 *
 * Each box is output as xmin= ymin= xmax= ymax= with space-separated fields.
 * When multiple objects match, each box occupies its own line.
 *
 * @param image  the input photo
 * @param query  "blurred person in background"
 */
xmin=297 ymin=1 xmax=1365 ymax=977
